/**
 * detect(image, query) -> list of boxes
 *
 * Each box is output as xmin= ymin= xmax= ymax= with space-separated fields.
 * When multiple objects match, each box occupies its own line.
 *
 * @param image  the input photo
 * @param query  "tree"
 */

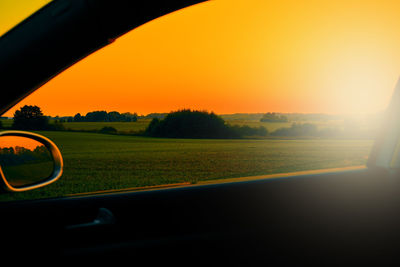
xmin=107 ymin=111 xmax=121 ymax=122
xmin=12 ymin=105 xmax=49 ymax=130
xmin=260 ymin=112 xmax=288 ymax=122
xmin=145 ymin=118 xmax=161 ymax=136
xmin=72 ymin=111 xmax=139 ymax=122
xmin=144 ymin=109 xmax=232 ymax=138
xmin=144 ymin=109 xmax=267 ymax=139
xmin=99 ymin=126 xmax=118 ymax=134
xmin=73 ymin=113 xmax=83 ymax=122
xmin=271 ymin=123 xmax=318 ymax=137
xmin=121 ymin=112 xmax=138 ymax=122
xmin=85 ymin=111 xmax=108 ymax=122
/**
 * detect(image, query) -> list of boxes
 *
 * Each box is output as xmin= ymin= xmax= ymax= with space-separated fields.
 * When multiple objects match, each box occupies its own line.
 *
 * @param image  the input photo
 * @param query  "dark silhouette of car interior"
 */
xmin=1 ymin=0 xmax=400 ymax=264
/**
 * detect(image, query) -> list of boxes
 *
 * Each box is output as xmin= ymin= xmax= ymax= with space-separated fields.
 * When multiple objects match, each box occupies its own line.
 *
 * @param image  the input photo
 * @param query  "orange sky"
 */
xmin=2 ymin=0 xmax=400 ymax=116
xmin=0 ymin=136 xmax=44 ymax=151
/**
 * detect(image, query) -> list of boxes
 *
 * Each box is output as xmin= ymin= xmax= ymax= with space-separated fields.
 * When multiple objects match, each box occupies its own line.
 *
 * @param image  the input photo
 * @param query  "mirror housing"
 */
xmin=0 ymin=131 xmax=63 ymax=192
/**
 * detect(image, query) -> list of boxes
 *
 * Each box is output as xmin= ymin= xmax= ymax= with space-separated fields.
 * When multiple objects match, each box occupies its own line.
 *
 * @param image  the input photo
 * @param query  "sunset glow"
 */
xmin=0 ymin=136 xmax=44 ymax=151
xmin=2 ymin=0 xmax=400 ymax=116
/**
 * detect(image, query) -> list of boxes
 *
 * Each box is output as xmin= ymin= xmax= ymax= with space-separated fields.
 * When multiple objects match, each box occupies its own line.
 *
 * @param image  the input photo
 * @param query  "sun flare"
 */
xmin=2 ymin=0 xmax=400 ymax=117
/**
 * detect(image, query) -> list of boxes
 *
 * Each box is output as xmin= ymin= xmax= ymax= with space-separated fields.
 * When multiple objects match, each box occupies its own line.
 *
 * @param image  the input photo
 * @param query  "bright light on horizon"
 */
xmin=2 ymin=0 xmax=400 ymax=117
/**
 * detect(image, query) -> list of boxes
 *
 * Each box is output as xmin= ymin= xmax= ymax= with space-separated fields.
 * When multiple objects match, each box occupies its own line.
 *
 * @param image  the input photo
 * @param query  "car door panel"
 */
xmin=1 ymin=168 xmax=398 ymax=264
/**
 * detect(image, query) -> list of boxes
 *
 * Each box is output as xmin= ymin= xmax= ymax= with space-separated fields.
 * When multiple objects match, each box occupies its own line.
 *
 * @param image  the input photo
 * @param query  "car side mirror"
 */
xmin=0 ymin=131 xmax=63 ymax=192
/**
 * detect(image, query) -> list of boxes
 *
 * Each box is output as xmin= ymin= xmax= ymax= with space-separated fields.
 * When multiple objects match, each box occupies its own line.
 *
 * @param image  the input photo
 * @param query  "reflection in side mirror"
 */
xmin=0 ymin=136 xmax=53 ymax=187
xmin=0 ymin=131 xmax=63 ymax=192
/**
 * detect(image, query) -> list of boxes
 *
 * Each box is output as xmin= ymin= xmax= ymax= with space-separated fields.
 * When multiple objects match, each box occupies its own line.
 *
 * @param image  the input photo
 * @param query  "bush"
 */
xmin=271 ymin=123 xmax=318 ymax=137
xmin=47 ymin=121 xmax=65 ymax=131
xmin=99 ymin=126 xmax=118 ymax=134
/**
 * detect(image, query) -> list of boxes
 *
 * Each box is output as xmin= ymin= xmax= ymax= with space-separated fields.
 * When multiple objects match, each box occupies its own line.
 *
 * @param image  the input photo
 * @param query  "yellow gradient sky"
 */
xmin=2 ymin=0 xmax=400 ymax=116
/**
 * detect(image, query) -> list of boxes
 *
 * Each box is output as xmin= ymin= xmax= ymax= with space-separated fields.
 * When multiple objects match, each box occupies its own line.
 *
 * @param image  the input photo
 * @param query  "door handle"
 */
xmin=66 ymin=207 xmax=116 ymax=230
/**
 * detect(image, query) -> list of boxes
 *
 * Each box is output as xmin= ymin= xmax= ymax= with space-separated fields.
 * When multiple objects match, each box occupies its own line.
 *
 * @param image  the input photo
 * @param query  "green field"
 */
xmin=225 ymin=119 xmax=349 ymax=131
xmin=63 ymin=120 xmax=152 ymax=133
xmin=0 ymin=119 xmax=12 ymax=128
xmin=60 ymin=119 xmax=344 ymax=133
xmin=1 ymin=117 xmax=374 ymax=135
xmin=63 ymin=120 xmax=292 ymax=133
xmin=0 ymin=131 xmax=373 ymax=202
xmin=60 ymin=119 xmax=293 ymax=133
xmin=2 ymin=161 xmax=54 ymax=187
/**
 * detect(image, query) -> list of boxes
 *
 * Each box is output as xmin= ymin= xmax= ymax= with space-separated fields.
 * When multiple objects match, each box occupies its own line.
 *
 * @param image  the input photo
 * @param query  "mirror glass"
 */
xmin=0 ymin=136 xmax=54 ymax=188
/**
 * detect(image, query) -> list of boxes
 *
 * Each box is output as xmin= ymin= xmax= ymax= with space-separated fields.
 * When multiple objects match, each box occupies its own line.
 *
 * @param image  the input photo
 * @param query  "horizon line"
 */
xmin=1 ymin=110 xmax=383 ymax=119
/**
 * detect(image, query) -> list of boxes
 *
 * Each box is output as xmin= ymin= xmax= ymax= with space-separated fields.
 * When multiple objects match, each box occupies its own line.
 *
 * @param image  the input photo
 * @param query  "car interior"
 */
xmin=1 ymin=0 xmax=400 ymax=265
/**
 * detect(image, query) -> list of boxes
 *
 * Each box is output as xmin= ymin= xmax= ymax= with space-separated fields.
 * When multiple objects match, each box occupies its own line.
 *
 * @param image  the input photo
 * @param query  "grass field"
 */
xmin=63 ymin=120 xmax=152 ymax=133
xmin=225 ymin=119 xmax=351 ymax=131
xmin=0 ymin=131 xmax=373 ymax=202
xmin=60 ymin=119 xmax=344 ymax=133
xmin=2 ymin=161 xmax=54 ymax=187
xmin=61 ymin=119 xmax=375 ymax=134
xmin=0 ymin=119 xmax=12 ymax=128
xmin=60 ymin=120 xmax=293 ymax=134
xmin=1 ymin=117 xmax=375 ymax=135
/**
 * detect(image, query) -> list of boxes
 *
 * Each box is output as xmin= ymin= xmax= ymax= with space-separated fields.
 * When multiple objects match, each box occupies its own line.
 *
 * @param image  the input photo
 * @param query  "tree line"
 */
xmin=143 ymin=110 xmax=372 ymax=139
xmin=11 ymin=105 xmax=64 ymax=131
xmin=260 ymin=112 xmax=288 ymax=122
xmin=0 ymin=145 xmax=51 ymax=166
xmin=73 ymin=111 xmax=138 ymax=122
xmin=144 ymin=109 xmax=268 ymax=138
xmin=4 ymin=105 xmax=371 ymax=139
xmin=5 ymin=106 xmax=139 ymax=131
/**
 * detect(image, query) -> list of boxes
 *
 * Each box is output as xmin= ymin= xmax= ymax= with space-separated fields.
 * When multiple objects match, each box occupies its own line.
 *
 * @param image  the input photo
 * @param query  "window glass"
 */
xmin=0 ymin=0 xmax=51 ymax=37
xmin=2 ymin=0 xmax=399 ymax=201
xmin=390 ymin=136 xmax=400 ymax=169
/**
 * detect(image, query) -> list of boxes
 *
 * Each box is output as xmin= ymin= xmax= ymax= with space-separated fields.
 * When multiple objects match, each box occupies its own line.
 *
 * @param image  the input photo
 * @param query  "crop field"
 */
xmin=0 ymin=131 xmax=373 ymax=202
xmin=60 ymin=120 xmax=296 ymax=133
xmin=61 ymin=119 xmax=341 ymax=133
xmin=3 ymin=161 xmax=54 ymax=187
xmin=63 ymin=120 xmax=152 ymax=133
xmin=225 ymin=120 xmax=351 ymax=131
xmin=1 ymin=117 xmax=374 ymax=134
xmin=0 ymin=119 xmax=12 ymax=128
